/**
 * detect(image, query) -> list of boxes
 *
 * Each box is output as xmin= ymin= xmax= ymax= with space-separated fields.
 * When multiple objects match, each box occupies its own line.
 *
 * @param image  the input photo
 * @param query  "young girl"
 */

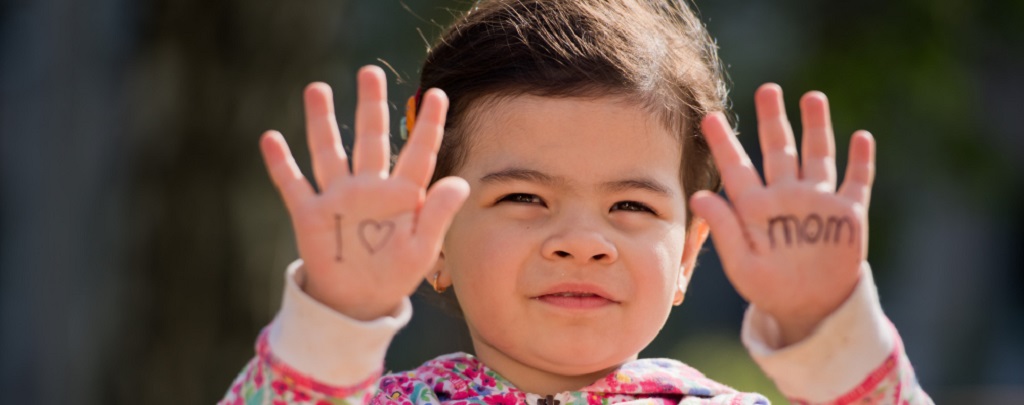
xmin=222 ymin=1 xmax=931 ymax=404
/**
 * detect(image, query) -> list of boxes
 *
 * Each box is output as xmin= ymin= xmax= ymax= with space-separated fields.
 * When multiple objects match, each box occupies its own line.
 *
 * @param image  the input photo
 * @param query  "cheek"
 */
xmin=445 ymin=213 xmax=530 ymax=294
xmin=624 ymin=230 xmax=686 ymax=297
xmin=444 ymin=216 xmax=537 ymax=338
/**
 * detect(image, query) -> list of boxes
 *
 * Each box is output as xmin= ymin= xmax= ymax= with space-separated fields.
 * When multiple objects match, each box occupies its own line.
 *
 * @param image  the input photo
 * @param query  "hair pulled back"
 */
xmin=420 ymin=0 xmax=729 ymax=224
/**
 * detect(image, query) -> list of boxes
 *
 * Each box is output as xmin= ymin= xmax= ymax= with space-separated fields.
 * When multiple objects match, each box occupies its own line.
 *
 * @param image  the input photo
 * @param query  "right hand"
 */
xmin=259 ymin=66 xmax=469 ymax=321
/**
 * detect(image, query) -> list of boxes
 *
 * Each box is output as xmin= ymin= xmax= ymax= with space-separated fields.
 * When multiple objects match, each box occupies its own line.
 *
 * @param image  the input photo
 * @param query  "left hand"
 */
xmin=690 ymin=83 xmax=875 ymax=345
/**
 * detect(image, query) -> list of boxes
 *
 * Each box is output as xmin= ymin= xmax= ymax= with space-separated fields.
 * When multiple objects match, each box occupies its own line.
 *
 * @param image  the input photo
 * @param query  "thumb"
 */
xmin=689 ymin=191 xmax=749 ymax=267
xmin=416 ymin=176 xmax=470 ymax=248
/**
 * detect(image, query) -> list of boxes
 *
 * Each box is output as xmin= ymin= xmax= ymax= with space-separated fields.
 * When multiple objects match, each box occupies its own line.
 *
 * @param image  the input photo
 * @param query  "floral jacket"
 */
xmin=220 ymin=261 xmax=933 ymax=405
xmin=223 ymin=331 xmax=772 ymax=405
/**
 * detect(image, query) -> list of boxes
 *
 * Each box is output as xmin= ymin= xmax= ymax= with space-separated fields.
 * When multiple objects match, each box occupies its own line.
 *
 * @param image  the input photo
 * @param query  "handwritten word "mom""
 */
xmin=767 ymin=214 xmax=855 ymax=248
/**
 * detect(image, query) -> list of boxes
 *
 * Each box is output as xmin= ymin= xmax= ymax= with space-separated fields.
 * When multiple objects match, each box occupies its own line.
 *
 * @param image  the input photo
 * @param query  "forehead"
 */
xmin=455 ymin=95 xmax=684 ymax=187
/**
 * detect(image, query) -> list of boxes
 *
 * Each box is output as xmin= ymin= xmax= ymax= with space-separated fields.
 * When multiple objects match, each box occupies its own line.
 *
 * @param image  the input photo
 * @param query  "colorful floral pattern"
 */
xmin=363 ymin=351 xmax=770 ymax=405
xmin=220 ymin=329 xmax=378 ymax=405
xmin=220 ymin=326 xmax=929 ymax=405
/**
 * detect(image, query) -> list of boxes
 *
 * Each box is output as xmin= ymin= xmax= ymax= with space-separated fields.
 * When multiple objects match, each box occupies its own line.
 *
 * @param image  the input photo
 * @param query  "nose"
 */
xmin=541 ymin=221 xmax=618 ymax=264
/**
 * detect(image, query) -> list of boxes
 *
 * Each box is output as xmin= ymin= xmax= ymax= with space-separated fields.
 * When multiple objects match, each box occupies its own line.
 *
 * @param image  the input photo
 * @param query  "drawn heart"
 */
xmin=358 ymin=219 xmax=395 ymax=254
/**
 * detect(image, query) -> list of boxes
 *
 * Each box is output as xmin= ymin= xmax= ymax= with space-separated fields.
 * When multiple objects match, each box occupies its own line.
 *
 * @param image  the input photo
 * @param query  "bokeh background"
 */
xmin=1 ymin=0 xmax=1022 ymax=403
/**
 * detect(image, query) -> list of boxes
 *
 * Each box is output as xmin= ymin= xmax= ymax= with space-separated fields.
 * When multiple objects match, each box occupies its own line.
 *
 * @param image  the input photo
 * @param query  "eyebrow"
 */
xmin=602 ymin=178 xmax=673 ymax=197
xmin=479 ymin=167 xmax=673 ymax=197
xmin=479 ymin=168 xmax=563 ymax=186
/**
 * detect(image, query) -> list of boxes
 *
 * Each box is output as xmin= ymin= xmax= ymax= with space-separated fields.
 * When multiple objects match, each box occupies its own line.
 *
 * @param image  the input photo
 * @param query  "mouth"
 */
xmin=533 ymin=285 xmax=618 ymax=309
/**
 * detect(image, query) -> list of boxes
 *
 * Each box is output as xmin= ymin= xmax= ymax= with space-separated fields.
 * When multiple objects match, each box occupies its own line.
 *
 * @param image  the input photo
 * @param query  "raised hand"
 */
xmin=259 ymin=66 xmax=469 ymax=321
xmin=690 ymin=84 xmax=875 ymax=345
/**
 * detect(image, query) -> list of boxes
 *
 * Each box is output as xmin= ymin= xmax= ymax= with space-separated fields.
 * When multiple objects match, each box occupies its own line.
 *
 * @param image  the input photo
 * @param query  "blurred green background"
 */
xmin=1 ymin=0 xmax=1022 ymax=403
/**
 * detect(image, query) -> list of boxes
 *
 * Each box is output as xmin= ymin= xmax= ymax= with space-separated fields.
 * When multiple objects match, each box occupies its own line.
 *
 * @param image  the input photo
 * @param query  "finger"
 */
xmin=353 ymin=65 xmax=391 ymax=177
xmin=755 ymin=83 xmax=800 ymax=184
xmin=689 ymin=190 xmax=751 ymax=267
xmin=414 ymin=176 xmax=470 ymax=253
xmin=701 ymin=112 xmax=763 ymax=200
xmin=799 ymin=91 xmax=837 ymax=188
xmin=392 ymin=88 xmax=448 ymax=189
xmin=260 ymin=131 xmax=315 ymax=211
xmin=304 ymin=82 xmax=350 ymax=189
xmin=837 ymin=130 xmax=875 ymax=209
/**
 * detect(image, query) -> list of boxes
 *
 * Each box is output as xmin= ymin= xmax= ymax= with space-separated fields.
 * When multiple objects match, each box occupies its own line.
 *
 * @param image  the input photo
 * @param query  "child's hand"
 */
xmin=259 ymin=66 xmax=469 ymax=321
xmin=690 ymin=84 xmax=874 ymax=345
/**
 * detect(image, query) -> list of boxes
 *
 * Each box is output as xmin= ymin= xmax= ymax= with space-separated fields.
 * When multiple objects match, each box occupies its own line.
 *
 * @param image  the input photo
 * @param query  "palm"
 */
xmin=691 ymin=84 xmax=875 ymax=340
xmin=724 ymin=183 xmax=866 ymax=319
xmin=291 ymin=177 xmax=425 ymax=314
xmin=259 ymin=67 xmax=468 ymax=321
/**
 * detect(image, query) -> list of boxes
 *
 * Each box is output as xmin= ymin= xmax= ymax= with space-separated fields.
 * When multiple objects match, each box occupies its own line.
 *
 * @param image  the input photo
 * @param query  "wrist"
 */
xmin=300 ymin=273 xmax=403 ymax=322
xmin=774 ymin=314 xmax=822 ymax=346
xmin=742 ymin=265 xmax=895 ymax=402
xmin=273 ymin=259 xmax=413 ymax=386
xmin=769 ymin=270 xmax=864 ymax=346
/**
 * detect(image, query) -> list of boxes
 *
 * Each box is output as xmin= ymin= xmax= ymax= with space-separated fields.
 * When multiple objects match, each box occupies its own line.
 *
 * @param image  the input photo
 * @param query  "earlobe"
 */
xmin=426 ymin=252 xmax=449 ymax=293
xmin=432 ymin=272 xmax=448 ymax=293
xmin=673 ymin=269 xmax=687 ymax=306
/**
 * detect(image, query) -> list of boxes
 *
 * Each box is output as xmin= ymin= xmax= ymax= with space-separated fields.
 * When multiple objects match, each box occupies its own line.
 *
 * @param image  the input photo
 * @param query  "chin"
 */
xmin=527 ymin=333 xmax=642 ymax=376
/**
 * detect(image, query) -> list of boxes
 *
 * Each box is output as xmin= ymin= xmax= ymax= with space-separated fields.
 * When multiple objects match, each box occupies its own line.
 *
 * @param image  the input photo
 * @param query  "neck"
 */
xmin=470 ymin=337 xmax=629 ymax=395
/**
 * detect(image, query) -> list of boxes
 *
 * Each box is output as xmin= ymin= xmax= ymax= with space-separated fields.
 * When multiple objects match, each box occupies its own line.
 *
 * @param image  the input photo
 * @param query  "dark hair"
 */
xmin=419 ymin=0 xmax=729 ymax=225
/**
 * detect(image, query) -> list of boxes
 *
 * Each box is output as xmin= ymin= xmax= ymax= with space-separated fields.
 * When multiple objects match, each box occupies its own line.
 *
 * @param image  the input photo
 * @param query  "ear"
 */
xmin=425 ymin=251 xmax=450 ymax=291
xmin=674 ymin=218 xmax=710 ymax=306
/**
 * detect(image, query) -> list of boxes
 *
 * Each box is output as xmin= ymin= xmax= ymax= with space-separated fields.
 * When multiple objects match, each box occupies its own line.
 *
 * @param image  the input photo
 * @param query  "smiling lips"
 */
xmin=534 ymin=285 xmax=618 ymax=309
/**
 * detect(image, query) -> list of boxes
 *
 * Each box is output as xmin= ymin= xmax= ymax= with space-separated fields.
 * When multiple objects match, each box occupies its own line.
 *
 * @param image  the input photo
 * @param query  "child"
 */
xmin=222 ymin=0 xmax=931 ymax=404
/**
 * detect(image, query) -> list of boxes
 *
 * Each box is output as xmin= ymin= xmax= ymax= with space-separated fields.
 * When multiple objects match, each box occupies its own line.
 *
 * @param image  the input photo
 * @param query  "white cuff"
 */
xmin=268 ymin=259 xmax=412 ymax=386
xmin=742 ymin=263 xmax=893 ymax=403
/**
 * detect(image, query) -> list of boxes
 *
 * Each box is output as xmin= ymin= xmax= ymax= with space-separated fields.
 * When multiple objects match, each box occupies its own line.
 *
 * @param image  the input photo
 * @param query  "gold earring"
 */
xmin=673 ymin=270 xmax=686 ymax=306
xmin=432 ymin=272 xmax=447 ymax=294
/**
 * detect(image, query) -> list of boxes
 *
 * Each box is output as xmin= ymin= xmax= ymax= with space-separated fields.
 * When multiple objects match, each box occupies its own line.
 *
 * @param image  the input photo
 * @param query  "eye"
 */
xmin=612 ymin=200 xmax=656 ymax=214
xmin=498 ymin=193 xmax=546 ymax=206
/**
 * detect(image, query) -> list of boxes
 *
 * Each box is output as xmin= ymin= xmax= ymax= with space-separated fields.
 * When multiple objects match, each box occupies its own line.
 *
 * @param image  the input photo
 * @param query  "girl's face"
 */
xmin=437 ymin=95 xmax=708 ymax=393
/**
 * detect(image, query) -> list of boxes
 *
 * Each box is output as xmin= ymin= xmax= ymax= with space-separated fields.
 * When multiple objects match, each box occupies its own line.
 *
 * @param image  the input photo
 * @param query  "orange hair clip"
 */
xmin=400 ymin=88 xmax=422 ymax=140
